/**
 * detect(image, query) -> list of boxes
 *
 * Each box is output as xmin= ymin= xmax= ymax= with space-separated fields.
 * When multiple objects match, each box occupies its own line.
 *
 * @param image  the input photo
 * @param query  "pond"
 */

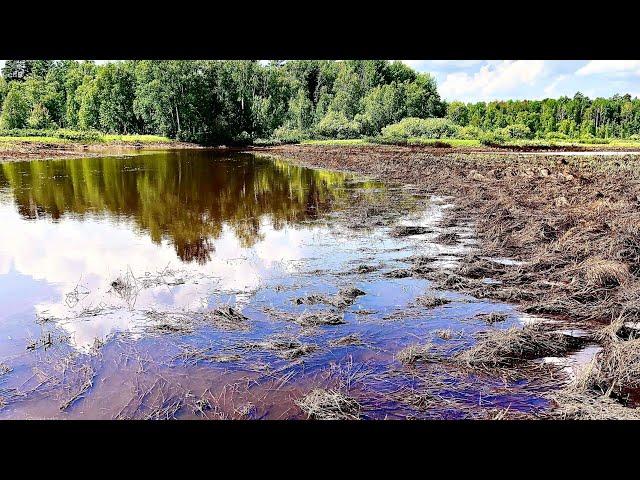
xmin=0 ymin=150 xmax=565 ymax=419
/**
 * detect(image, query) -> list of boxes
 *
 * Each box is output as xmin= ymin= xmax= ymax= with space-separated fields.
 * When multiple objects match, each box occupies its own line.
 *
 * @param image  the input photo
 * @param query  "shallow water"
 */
xmin=0 ymin=150 xmax=564 ymax=419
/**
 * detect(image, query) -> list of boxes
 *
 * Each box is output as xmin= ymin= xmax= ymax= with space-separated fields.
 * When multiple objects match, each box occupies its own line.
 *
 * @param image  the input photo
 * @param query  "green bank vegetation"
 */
xmin=2 ymin=60 xmax=640 ymax=148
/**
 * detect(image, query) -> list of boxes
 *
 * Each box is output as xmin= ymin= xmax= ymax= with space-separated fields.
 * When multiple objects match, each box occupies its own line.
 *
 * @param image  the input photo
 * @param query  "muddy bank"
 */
xmin=260 ymin=144 xmax=640 ymax=325
xmin=253 ymin=144 xmax=640 ymax=415
xmin=0 ymin=140 xmax=203 ymax=162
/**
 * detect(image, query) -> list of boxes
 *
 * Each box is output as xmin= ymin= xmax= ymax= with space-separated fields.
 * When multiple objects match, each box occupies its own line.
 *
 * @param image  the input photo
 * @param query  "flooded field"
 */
xmin=0 ymin=150 xmax=589 ymax=419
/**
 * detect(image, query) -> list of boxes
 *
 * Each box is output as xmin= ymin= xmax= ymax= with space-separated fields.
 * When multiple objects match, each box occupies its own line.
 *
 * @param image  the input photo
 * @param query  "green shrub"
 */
xmin=381 ymin=117 xmax=459 ymax=139
xmin=272 ymin=126 xmax=308 ymax=144
xmin=479 ymin=131 xmax=508 ymax=147
xmin=456 ymin=125 xmax=484 ymax=139
xmin=368 ymin=135 xmax=408 ymax=146
xmin=500 ymin=123 xmax=532 ymax=139
xmin=27 ymin=104 xmax=55 ymax=129
xmin=0 ymin=86 xmax=30 ymax=129
xmin=0 ymin=128 xmax=102 ymax=141
xmin=315 ymin=111 xmax=361 ymax=139
xmin=628 ymin=134 xmax=640 ymax=141
xmin=54 ymin=129 xmax=102 ymax=141
xmin=579 ymin=135 xmax=609 ymax=145
xmin=544 ymin=131 xmax=569 ymax=140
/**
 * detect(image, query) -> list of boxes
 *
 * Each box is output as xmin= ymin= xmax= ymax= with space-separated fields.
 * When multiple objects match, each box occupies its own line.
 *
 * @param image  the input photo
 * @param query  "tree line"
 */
xmin=0 ymin=60 xmax=443 ymax=144
xmin=446 ymin=93 xmax=640 ymax=140
xmin=1 ymin=60 xmax=640 ymax=144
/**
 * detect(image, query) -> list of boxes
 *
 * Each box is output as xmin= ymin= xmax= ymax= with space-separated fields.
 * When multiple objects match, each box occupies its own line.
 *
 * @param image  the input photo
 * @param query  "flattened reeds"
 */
xmin=456 ymin=325 xmax=577 ymax=368
xmin=396 ymin=343 xmax=438 ymax=365
xmin=296 ymin=389 xmax=361 ymax=420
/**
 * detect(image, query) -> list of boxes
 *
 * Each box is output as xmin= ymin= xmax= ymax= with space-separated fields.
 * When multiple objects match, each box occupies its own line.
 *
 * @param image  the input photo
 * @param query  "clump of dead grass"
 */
xmin=295 ymin=311 xmax=345 ymax=326
xmin=416 ymin=294 xmax=451 ymax=308
xmin=581 ymin=257 xmax=631 ymax=288
xmin=246 ymin=336 xmax=318 ymax=360
xmin=329 ymin=334 xmax=363 ymax=346
xmin=456 ymin=325 xmax=577 ymax=368
xmin=0 ymin=363 xmax=11 ymax=376
xmin=203 ymin=306 xmax=250 ymax=330
xmin=296 ymin=388 xmax=361 ymax=420
xmin=579 ymin=338 xmax=640 ymax=399
xmin=476 ymin=312 xmax=508 ymax=324
xmin=391 ymin=225 xmax=432 ymax=237
xmin=396 ymin=343 xmax=438 ymax=365
xmin=435 ymin=232 xmax=461 ymax=245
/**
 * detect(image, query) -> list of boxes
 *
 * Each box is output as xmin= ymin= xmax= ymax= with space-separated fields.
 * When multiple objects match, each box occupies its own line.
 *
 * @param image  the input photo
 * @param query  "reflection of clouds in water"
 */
xmin=0 ymin=204 xmax=324 ymax=350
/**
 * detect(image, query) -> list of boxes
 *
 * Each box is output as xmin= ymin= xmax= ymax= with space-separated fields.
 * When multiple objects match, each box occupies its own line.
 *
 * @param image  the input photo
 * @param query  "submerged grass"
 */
xmin=296 ymin=388 xmax=361 ymax=420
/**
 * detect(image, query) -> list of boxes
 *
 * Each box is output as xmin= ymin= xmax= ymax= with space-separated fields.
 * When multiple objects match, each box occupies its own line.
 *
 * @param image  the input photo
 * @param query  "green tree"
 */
xmin=0 ymin=83 xmax=30 ymax=128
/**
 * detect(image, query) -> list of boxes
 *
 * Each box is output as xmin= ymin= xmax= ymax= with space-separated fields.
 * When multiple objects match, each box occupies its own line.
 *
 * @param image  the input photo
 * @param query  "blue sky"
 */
xmin=402 ymin=60 xmax=640 ymax=102
xmin=3 ymin=60 xmax=639 ymax=102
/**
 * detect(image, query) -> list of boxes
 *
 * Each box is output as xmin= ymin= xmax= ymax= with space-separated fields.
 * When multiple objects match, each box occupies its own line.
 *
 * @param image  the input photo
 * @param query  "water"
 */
xmin=0 ymin=150 xmax=562 ymax=419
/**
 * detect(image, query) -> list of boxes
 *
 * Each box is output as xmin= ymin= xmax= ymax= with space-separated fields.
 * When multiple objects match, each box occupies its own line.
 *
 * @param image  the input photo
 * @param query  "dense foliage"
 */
xmin=2 ymin=60 xmax=640 ymax=144
xmin=446 ymin=94 xmax=640 ymax=140
xmin=0 ymin=60 xmax=442 ymax=144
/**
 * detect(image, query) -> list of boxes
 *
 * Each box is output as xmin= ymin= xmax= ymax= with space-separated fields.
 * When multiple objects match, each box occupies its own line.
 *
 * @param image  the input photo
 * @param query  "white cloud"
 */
xmin=543 ymin=74 xmax=568 ymax=96
xmin=576 ymin=60 xmax=640 ymax=76
xmin=438 ymin=60 xmax=547 ymax=101
xmin=403 ymin=60 xmax=482 ymax=70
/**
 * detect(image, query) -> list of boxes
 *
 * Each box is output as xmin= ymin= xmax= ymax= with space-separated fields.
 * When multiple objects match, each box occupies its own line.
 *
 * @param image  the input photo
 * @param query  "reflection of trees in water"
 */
xmin=0 ymin=152 xmax=351 ymax=264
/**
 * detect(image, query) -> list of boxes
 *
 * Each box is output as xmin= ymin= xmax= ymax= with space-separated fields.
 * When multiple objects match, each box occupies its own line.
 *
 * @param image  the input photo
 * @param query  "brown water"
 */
xmin=0 ymin=150 xmax=563 ymax=419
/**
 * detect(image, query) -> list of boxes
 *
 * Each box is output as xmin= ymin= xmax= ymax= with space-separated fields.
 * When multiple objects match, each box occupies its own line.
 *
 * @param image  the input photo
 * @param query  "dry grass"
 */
xmin=396 ymin=343 xmax=438 ymax=365
xmin=435 ymin=232 xmax=461 ymax=245
xmin=391 ymin=225 xmax=432 ymax=237
xmin=294 ymin=286 xmax=365 ymax=309
xmin=269 ymin=145 xmax=640 ymax=327
xmin=416 ymin=295 xmax=451 ymax=308
xmin=295 ymin=311 xmax=345 ymax=326
xmin=579 ymin=338 xmax=640 ymax=399
xmin=329 ymin=334 xmax=363 ymax=346
xmin=582 ymin=257 xmax=631 ymax=288
xmin=476 ymin=312 xmax=508 ymax=324
xmin=296 ymin=388 xmax=361 ymax=420
xmin=0 ymin=363 xmax=11 ymax=376
xmin=203 ymin=306 xmax=250 ymax=330
xmin=245 ymin=335 xmax=318 ymax=360
xmin=456 ymin=325 xmax=577 ymax=368
xmin=550 ymin=390 xmax=640 ymax=420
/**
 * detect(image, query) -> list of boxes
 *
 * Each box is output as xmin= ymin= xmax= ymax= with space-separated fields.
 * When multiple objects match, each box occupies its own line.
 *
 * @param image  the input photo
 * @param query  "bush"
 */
xmin=500 ymin=123 xmax=532 ymax=139
xmin=54 ymin=129 xmax=101 ymax=141
xmin=27 ymin=104 xmax=55 ymax=129
xmin=579 ymin=135 xmax=609 ymax=145
xmin=478 ymin=131 xmax=508 ymax=147
xmin=381 ymin=117 xmax=459 ymax=139
xmin=544 ymin=131 xmax=569 ymax=140
xmin=0 ymin=128 xmax=102 ymax=141
xmin=628 ymin=134 xmax=640 ymax=141
xmin=315 ymin=111 xmax=361 ymax=139
xmin=455 ymin=125 xmax=484 ymax=140
xmin=272 ymin=126 xmax=308 ymax=144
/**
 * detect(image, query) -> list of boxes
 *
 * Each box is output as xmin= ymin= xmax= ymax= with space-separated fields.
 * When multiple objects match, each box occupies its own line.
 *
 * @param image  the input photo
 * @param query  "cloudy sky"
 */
xmin=404 ymin=60 xmax=640 ymax=101
xmin=2 ymin=60 xmax=639 ymax=102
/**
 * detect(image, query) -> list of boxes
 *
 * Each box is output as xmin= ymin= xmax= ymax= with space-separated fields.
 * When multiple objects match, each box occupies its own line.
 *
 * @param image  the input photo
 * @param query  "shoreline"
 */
xmin=0 ymin=140 xmax=205 ymax=163
xmin=3 ymin=139 xmax=640 ymax=164
xmin=254 ymin=144 xmax=640 ymax=327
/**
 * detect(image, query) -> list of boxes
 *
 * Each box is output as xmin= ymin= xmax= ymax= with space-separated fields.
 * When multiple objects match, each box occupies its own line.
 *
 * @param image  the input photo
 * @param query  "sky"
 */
xmin=403 ymin=60 xmax=640 ymax=102
xmin=2 ymin=60 xmax=639 ymax=102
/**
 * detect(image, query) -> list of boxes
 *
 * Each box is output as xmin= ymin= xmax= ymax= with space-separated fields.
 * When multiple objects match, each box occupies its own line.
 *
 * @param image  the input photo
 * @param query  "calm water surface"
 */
xmin=0 ymin=150 xmax=557 ymax=419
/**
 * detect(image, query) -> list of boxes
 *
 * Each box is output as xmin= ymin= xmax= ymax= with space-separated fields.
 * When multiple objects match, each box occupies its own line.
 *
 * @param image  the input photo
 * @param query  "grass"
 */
xmin=295 ymin=135 xmax=640 ymax=150
xmin=296 ymin=389 xmax=361 ymax=420
xmin=0 ymin=130 xmax=174 ymax=145
xmin=456 ymin=325 xmax=578 ymax=368
xmin=301 ymin=138 xmax=368 ymax=146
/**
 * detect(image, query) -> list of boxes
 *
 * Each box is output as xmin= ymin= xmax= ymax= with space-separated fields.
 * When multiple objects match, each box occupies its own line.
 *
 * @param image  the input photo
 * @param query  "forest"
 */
xmin=2 ymin=59 xmax=640 ymax=145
